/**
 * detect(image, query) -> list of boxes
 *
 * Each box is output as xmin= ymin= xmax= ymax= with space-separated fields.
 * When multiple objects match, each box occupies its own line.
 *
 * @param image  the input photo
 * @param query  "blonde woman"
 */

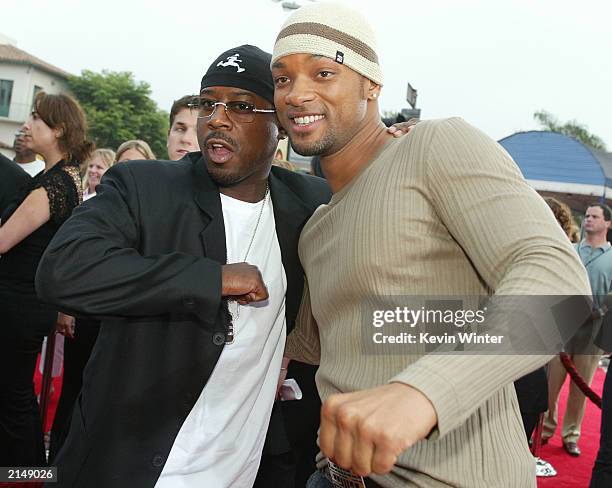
xmin=83 ymin=149 xmax=116 ymax=200
xmin=116 ymin=139 xmax=155 ymax=162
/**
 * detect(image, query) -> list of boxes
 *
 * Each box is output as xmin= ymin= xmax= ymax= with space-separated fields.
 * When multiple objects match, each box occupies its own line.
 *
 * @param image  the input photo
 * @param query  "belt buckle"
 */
xmin=327 ymin=460 xmax=366 ymax=488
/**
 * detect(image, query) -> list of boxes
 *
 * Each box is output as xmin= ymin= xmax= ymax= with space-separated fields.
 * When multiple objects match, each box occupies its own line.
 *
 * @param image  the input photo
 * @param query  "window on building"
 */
xmin=0 ymin=79 xmax=14 ymax=117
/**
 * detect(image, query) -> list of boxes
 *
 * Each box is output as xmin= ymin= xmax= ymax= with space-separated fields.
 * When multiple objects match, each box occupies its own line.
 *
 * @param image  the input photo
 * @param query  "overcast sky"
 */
xmin=3 ymin=0 xmax=611 ymax=148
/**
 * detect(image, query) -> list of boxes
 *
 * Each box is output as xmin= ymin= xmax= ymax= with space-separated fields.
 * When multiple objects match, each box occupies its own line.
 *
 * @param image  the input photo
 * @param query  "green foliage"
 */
xmin=534 ymin=110 xmax=606 ymax=151
xmin=68 ymin=70 xmax=169 ymax=159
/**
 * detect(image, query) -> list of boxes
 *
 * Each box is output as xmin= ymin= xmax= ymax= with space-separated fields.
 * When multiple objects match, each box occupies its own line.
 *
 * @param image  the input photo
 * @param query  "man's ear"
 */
xmin=368 ymin=81 xmax=381 ymax=101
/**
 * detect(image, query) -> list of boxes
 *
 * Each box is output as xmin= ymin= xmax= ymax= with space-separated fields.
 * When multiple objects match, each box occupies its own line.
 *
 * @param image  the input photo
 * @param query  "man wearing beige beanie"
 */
xmin=272 ymin=2 xmax=591 ymax=487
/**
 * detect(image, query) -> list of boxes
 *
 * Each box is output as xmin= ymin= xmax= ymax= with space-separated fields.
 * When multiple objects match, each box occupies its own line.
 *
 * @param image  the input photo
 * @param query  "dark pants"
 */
xmin=307 ymin=471 xmax=333 ymax=488
xmin=514 ymin=367 xmax=548 ymax=442
xmin=521 ymin=412 xmax=540 ymax=442
xmin=591 ymin=365 xmax=612 ymax=487
xmin=254 ymin=451 xmax=296 ymax=488
xmin=254 ymin=361 xmax=321 ymax=487
xmin=282 ymin=362 xmax=321 ymax=486
xmin=0 ymin=333 xmax=47 ymax=466
xmin=49 ymin=318 xmax=100 ymax=462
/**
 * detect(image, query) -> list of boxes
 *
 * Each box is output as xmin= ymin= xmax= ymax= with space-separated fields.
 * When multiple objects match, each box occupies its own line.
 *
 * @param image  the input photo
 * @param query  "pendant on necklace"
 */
xmin=226 ymin=324 xmax=235 ymax=344
xmin=226 ymin=301 xmax=239 ymax=344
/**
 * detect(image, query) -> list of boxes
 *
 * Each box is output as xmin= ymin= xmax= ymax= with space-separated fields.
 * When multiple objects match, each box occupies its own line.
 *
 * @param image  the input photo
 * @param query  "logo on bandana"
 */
xmin=335 ymin=51 xmax=344 ymax=64
xmin=217 ymin=53 xmax=246 ymax=73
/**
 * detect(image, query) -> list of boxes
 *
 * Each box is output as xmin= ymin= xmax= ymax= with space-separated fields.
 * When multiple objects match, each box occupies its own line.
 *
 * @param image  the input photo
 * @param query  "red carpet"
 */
xmin=537 ymin=367 xmax=605 ymax=488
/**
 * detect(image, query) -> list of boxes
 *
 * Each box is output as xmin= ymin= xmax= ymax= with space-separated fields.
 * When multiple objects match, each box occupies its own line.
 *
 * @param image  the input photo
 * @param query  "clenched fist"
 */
xmin=319 ymin=383 xmax=437 ymax=477
xmin=221 ymin=262 xmax=268 ymax=304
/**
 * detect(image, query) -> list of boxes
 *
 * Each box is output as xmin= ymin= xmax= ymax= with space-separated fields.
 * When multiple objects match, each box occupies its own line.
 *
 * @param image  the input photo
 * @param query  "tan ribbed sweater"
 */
xmin=286 ymin=118 xmax=591 ymax=487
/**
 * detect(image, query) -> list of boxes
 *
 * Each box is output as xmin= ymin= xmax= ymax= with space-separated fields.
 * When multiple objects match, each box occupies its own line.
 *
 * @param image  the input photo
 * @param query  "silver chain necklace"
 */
xmin=226 ymin=184 xmax=270 ymax=344
xmin=239 ymin=184 xmax=269 ymax=263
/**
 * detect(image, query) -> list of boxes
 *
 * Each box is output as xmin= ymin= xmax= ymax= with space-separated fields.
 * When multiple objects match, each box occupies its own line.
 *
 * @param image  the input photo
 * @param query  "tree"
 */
xmin=68 ymin=70 xmax=169 ymax=159
xmin=534 ymin=110 xmax=606 ymax=151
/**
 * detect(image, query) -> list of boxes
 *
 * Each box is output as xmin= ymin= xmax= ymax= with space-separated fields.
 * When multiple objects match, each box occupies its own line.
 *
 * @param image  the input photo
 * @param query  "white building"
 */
xmin=0 ymin=34 xmax=71 ymax=158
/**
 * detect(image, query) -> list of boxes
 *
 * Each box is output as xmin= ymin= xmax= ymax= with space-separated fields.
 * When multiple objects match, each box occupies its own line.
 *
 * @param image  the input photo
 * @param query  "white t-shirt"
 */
xmin=17 ymin=159 xmax=45 ymax=177
xmin=156 ymin=191 xmax=287 ymax=488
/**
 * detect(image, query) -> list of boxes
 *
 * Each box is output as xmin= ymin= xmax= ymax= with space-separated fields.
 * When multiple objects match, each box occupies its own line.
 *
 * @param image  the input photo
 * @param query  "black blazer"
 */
xmin=36 ymin=153 xmax=331 ymax=487
xmin=0 ymin=153 xmax=30 ymax=215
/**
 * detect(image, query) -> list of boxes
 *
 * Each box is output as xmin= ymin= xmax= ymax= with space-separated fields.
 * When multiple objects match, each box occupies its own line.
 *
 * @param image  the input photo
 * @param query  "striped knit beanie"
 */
xmin=272 ymin=2 xmax=383 ymax=86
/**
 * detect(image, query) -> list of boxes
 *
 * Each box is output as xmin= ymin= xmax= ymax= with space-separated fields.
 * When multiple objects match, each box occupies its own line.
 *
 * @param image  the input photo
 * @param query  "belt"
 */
xmin=321 ymin=463 xmax=383 ymax=488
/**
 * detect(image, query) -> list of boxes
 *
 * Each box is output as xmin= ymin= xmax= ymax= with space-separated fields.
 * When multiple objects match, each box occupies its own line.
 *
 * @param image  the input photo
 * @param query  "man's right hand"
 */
xmin=221 ymin=263 xmax=268 ymax=304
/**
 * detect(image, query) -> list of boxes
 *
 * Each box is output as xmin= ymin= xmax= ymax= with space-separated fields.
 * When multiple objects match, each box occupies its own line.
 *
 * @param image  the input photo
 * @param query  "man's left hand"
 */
xmin=319 ymin=383 xmax=437 ymax=477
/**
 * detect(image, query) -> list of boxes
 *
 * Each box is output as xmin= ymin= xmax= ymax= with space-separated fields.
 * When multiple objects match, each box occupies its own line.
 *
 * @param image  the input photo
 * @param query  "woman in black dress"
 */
xmin=0 ymin=91 xmax=93 ymax=466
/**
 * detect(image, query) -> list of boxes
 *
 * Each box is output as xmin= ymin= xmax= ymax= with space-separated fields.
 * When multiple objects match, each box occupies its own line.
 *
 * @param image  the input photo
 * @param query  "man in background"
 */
xmin=13 ymin=130 xmax=44 ymax=176
xmin=166 ymin=95 xmax=199 ymax=160
xmin=545 ymin=203 xmax=612 ymax=456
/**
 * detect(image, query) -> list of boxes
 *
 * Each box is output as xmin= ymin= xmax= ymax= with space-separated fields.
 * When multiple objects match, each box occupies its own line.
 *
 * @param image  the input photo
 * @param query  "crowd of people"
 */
xmin=0 ymin=2 xmax=610 ymax=487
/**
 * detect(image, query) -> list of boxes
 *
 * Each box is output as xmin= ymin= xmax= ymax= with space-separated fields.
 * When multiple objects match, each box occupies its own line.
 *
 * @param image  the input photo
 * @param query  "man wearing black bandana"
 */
xmin=36 ymin=45 xmax=330 ymax=488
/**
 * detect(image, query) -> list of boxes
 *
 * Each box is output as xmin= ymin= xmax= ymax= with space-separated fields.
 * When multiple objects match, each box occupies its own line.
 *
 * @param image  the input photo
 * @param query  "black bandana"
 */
xmin=200 ymin=45 xmax=274 ymax=105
